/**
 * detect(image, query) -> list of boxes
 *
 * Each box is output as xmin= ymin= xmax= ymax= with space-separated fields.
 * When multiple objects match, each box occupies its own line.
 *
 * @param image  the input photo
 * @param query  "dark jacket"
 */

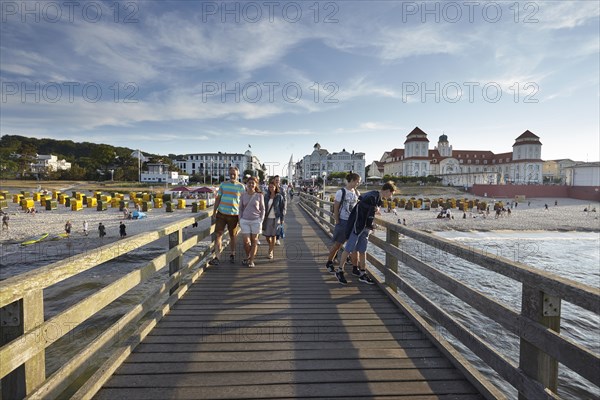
xmin=345 ymin=190 xmax=382 ymax=238
xmin=264 ymin=192 xmax=286 ymax=222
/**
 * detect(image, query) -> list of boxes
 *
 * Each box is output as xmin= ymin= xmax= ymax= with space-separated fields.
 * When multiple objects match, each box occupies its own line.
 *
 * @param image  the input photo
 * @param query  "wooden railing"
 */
xmin=0 ymin=210 xmax=221 ymax=399
xmin=299 ymin=193 xmax=600 ymax=400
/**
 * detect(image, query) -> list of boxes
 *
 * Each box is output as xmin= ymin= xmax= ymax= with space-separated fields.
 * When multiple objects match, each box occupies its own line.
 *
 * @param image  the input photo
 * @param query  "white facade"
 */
xmin=565 ymin=162 xmax=600 ymax=186
xmin=141 ymin=163 xmax=189 ymax=185
xmin=379 ymin=128 xmax=544 ymax=187
xmin=301 ymin=144 xmax=365 ymax=182
xmin=30 ymin=154 xmax=71 ymax=173
xmin=173 ymin=150 xmax=264 ymax=179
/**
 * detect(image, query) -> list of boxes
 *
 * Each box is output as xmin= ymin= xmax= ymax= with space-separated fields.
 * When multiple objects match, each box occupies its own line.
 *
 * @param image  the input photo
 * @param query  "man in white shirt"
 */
xmin=324 ymin=172 xmax=361 ymax=273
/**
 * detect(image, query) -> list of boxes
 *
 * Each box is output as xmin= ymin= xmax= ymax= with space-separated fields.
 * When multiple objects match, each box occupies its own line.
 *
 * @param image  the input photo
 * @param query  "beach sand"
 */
xmin=1 ymin=193 xmax=599 ymax=245
xmin=0 ymin=197 xmax=203 ymax=245
xmin=376 ymin=197 xmax=600 ymax=232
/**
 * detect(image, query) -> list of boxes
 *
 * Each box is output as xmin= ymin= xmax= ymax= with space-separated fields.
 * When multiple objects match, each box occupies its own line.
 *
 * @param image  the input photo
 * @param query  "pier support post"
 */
xmin=169 ymin=228 xmax=183 ymax=295
xmin=518 ymin=286 xmax=560 ymax=398
xmin=385 ymin=228 xmax=399 ymax=291
xmin=329 ymin=202 xmax=335 ymax=230
xmin=0 ymin=290 xmax=45 ymax=399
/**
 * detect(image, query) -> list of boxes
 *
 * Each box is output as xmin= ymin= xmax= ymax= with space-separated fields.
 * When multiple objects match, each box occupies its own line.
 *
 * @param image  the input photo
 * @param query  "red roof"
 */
xmin=406 ymin=127 xmax=427 ymax=137
xmin=515 ymin=130 xmax=539 ymax=140
xmin=404 ymin=127 xmax=430 ymax=144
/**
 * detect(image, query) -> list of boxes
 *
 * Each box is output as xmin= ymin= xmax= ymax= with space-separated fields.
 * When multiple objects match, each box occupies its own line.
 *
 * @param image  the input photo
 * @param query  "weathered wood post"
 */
xmin=385 ymin=227 xmax=399 ymax=291
xmin=0 ymin=290 xmax=45 ymax=399
xmin=318 ymin=197 xmax=324 ymax=222
xmin=329 ymin=201 xmax=335 ymax=229
xmin=518 ymin=286 xmax=560 ymax=399
xmin=169 ymin=228 xmax=183 ymax=295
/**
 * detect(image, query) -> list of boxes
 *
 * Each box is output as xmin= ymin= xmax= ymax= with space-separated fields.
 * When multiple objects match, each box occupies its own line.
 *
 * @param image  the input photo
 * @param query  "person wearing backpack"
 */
xmin=324 ymin=172 xmax=361 ymax=273
xmin=335 ymin=181 xmax=397 ymax=285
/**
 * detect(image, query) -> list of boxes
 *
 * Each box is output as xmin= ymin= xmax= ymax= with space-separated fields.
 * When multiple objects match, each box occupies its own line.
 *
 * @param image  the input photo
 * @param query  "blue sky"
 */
xmin=1 ymin=0 xmax=599 ymax=177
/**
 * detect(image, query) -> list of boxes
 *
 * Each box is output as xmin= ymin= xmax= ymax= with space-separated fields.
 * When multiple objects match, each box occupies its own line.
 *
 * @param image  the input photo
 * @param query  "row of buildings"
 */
xmin=370 ymin=127 xmax=544 ymax=186
xmin=141 ymin=149 xmax=266 ymax=185
xmin=23 ymin=129 xmax=597 ymax=188
xmin=367 ymin=127 xmax=597 ymax=187
xmin=291 ymin=127 xmax=597 ymax=187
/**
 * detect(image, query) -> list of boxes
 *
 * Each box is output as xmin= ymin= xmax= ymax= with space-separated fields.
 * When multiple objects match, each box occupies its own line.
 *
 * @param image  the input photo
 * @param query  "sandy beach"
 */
xmin=0 ymin=194 xmax=204 ymax=245
xmin=377 ymin=196 xmax=600 ymax=232
xmin=2 ymin=192 xmax=599 ymax=247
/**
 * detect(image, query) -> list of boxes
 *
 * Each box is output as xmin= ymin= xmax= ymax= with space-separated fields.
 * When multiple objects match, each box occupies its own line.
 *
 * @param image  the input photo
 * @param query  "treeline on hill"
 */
xmin=0 ymin=135 xmax=175 ymax=181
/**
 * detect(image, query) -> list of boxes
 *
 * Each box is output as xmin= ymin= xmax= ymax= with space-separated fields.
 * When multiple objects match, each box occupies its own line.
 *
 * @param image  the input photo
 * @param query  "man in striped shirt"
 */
xmin=210 ymin=166 xmax=245 ymax=265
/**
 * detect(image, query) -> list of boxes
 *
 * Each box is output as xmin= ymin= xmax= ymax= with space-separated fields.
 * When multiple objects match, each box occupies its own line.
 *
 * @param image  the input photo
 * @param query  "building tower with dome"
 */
xmin=378 ymin=127 xmax=543 ymax=187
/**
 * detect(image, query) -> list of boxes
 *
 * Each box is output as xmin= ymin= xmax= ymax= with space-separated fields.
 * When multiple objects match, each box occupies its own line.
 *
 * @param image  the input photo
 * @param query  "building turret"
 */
xmin=512 ymin=130 xmax=542 ymax=160
xmin=435 ymin=134 xmax=452 ymax=157
xmin=403 ymin=127 xmax=430 ymax=158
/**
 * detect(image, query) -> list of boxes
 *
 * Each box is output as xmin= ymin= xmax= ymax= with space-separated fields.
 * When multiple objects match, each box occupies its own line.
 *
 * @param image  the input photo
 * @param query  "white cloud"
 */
xmin=536 ymin=2 xmax=599 ymax=30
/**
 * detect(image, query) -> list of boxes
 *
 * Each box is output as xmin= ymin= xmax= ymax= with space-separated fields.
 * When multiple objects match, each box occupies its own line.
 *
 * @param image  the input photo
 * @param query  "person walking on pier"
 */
xmin=324 ymin=172 xmax=361 ymax=273
xmin=210 ymin=166 xmax=245 ymax=265
xmin=335 ymin=181 xmax=397 ymax=285
xmin=239 ymin=177 xmax=265 ymax=268
xmin=2 ymin=213 xmax=9 ymax=230
xmin=83 ymin=220 xmax=89 ymax=236
xmin=273 ymin=175 xmax=286 ymax=246
xmin=263 ymin=177 xmax=286 ymax=260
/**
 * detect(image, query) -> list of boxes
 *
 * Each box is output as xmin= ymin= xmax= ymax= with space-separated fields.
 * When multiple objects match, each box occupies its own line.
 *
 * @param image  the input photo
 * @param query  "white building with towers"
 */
xmin=300 ymin=143 xmax=366 ymax=183
xmin=378 ymin=127 xmax=543 ymax=187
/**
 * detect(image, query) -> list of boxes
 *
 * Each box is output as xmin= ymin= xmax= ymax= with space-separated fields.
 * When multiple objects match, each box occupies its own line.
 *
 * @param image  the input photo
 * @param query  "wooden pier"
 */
xmin=91 ymin=202 xmax=483 ymax=399
xmin=1 ymin=193 xmax=598 ymax=399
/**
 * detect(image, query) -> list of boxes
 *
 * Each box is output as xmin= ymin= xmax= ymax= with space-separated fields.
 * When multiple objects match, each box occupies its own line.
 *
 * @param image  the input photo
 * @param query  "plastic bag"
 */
xmin=276 ymin=224 xmax=285 ymax=238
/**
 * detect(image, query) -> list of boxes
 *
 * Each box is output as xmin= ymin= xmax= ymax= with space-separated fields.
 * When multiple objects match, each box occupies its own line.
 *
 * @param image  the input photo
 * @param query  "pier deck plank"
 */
xmin=94 ymin=201 xmax=483 ymax=399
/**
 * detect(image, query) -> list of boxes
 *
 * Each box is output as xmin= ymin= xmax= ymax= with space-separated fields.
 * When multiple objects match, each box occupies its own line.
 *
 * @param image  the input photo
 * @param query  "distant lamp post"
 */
xmin=322 ymin=171 xmax=327 ymax=188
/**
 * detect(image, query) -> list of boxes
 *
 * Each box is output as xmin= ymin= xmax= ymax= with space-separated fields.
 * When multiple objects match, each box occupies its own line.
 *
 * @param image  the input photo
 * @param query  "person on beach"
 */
xmin=119 ymin=222 xmax=127 ymax=238
xmin=98 ymin=223 xmax=106 ymax=238
xmin=335 ymin=181 xmax=397 ymax=285
xmin=2 ymin=214 xmax=9 ymax=230
xmin=209 ymin=166 xmax=245 ymax=266
xmin=83 ymin=220 xmax=89 ymax=236
xmin=263 ymin=177 xmax=286 ymax=260
xmin=324 ymin=172 xmax=361 ymax=273
xmin=65 ymin=220 xmax=72 ymax=236
xmin=239 ymin=177 xmax=265 ymax=268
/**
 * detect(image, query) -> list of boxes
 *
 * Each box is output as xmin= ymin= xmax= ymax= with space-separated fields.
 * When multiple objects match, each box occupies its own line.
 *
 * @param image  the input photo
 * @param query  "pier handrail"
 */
xmin=0 ymin=210 xmax=220 ymax=399
xmin=299 ymin=192 xmax=600 ymax=400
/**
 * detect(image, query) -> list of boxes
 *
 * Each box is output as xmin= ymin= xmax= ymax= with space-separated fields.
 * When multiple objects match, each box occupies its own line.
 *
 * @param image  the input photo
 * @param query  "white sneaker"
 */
xmin=276 ymin=239 xmax=281 ymax=246
xmin=257 ymin=240 xmax=261 ymax=245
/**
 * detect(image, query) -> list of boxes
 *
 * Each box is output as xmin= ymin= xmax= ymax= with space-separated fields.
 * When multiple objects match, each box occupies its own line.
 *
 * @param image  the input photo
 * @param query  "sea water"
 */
xmin=372 ymin=230 xmax=599 ymax=399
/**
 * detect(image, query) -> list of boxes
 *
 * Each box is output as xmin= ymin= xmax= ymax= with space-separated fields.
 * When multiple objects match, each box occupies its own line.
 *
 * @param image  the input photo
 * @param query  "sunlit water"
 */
xmin=371 ymin=230 xmax=600 ymax=399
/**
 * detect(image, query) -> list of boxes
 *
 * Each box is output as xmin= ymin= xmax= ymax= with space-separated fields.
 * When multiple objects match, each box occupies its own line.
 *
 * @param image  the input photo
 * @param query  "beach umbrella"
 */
xmin=193 ymin=187 xmax=214 ymax=193
xmin=367 ymin=176 xmax=382 ymax=180
xmin=170 ymin=186 xmax=190 ymax=192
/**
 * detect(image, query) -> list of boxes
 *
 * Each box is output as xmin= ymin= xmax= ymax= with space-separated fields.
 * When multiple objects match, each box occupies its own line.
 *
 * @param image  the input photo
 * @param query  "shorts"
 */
xmin=215 ymin=211 xmax=239 ymax=235
xmin=239 ymin=218 xmax=261 ymax=235
xmin=344 ymin=228 xmax=371 ymax=253
xmin=332 ymin=219 xmax=348 ymax=244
